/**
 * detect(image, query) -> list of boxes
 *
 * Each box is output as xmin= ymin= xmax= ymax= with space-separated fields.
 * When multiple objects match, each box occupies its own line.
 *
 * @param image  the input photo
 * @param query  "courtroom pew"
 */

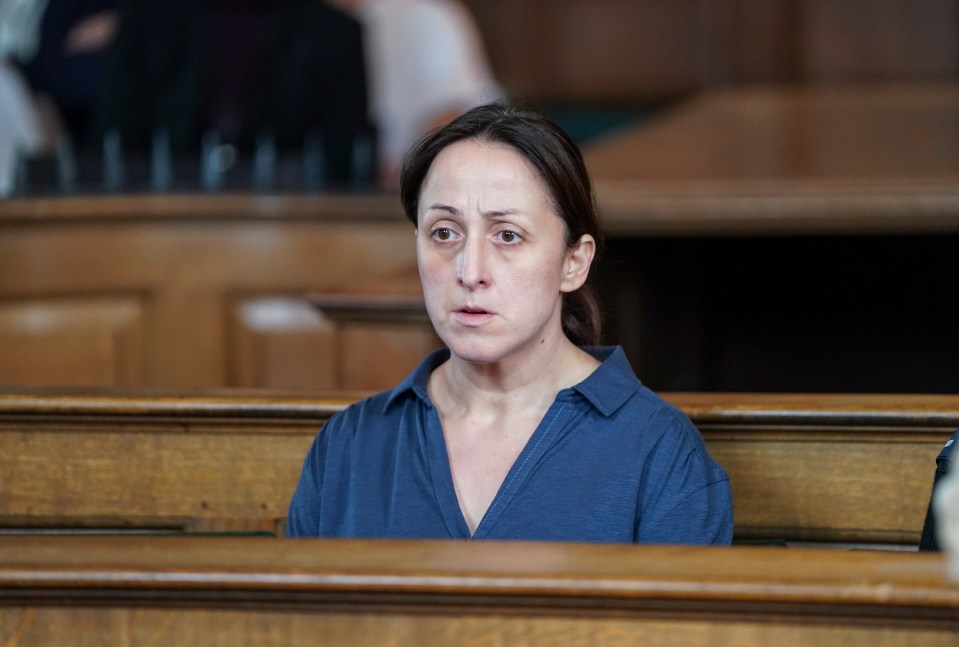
xmin=1 ymin=390 xmax=956 ymax=546
xmin=0 ymin=536 xmax=957 ymax=646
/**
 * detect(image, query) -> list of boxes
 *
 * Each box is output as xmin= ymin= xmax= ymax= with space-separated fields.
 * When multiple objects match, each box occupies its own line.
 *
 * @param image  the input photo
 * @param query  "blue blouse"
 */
xmin=287 ymin=346 xmax=733 ymax=544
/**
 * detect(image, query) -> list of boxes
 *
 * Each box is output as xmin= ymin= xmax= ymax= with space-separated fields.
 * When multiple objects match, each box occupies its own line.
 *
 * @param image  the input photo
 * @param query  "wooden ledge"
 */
xmin=1 ymin=536 xmax=957 ymax=620
xmin=0 ymin=192 xmax=405 ymax=225
xmin=664 ymin=393 xmax=959 ymax=429
xmin=1 ymin=390 xmax=957 ymax=429
xmin=0 ymin=388 xmax=357 ymax=422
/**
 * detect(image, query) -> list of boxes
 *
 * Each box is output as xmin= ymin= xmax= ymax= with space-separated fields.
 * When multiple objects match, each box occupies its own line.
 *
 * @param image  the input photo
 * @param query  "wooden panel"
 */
xmin=0 ymin=537 xmax=957 ymax=646
xmin=463 ymin=0 xmax=709 ymax=102
xmin=802 ymin=0 xmax=959 ymax=81
xmin=709 ymin=433 xmax=936 ymax=543
xmin=0 ymin=392 xmax=349 ymax=533
xmin=0 ymin=194 xmax=419 ymax=390
xmin=314 ymin=294 xmax=441 ymax=392
xmin=3 ymin=607 xmax=956 ymax=647
xmin=689 ymin=393 xmax=959 ymax=544
xmin=229 ymin=294 xmax=440 ymax=392
xmin=0 ymin=426 xmax=313 ymax=532
xmin=0 ymin=390 xmax=956 ymax=544
xmin=585 ymin=83 xmax=959 ymax=185
xmin=0 ymin=296 xmax=146 ymax=387
xmin=335 ymin=322 xmax=438 ymax=390
xmin=462 ymin=1 xmax=959 ymax=103
xmin=230 ymin=297 xmax=338 ymax=390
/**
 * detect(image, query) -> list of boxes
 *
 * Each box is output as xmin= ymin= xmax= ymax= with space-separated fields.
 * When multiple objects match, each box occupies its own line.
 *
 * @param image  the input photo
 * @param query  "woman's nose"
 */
xmin=457 ymin=238 xmax=490 ymax=289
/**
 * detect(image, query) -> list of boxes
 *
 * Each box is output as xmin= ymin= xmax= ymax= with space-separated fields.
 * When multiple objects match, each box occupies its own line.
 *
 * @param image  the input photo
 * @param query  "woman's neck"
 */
xmin=430 ymin=338 xmax=600 ymax=422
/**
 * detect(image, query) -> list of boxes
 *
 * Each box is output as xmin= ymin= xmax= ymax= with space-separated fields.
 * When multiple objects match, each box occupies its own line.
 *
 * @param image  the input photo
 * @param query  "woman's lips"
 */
xmin=453 ymin=307 xmax=495 ymax=326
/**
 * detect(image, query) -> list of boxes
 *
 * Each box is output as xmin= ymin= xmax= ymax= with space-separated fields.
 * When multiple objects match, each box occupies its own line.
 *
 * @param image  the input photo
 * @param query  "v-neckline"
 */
xmin=424 ymin=399 xmax=571 ymax=539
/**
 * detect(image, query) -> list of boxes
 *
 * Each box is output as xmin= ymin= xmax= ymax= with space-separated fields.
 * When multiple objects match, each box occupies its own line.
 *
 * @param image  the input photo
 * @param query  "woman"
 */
xmin=287 ymin=102 xmax=733 ymax=543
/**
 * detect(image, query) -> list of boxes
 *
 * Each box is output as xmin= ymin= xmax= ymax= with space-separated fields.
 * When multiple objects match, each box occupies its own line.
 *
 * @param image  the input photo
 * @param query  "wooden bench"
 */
xmin=2 ymin=390 xmax=956 ymax=545
xmin=0 ymin=535 xmax=957 ymax=646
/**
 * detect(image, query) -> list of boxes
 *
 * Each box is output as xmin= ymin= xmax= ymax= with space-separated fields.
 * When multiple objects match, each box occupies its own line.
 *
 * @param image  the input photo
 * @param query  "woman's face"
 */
xmin=416 ymin=139 xmax=594 ymax=366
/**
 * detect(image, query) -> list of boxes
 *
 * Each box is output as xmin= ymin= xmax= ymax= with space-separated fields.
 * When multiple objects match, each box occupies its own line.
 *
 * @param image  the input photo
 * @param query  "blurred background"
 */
xmin=1 ymin=0 xmax=957 ymax=395
xmin=6 ymin=0 xmax=958 ymax=194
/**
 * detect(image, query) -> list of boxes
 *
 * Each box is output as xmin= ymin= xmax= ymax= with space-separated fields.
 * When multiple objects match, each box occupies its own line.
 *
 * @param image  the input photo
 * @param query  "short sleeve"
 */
xmin=634 ymin=409 xmax=734 ymax=545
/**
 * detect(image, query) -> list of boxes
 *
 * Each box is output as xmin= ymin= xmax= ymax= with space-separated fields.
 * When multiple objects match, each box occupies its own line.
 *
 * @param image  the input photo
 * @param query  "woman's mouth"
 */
xmin=453 ymin=306 xmax=495 ymax=326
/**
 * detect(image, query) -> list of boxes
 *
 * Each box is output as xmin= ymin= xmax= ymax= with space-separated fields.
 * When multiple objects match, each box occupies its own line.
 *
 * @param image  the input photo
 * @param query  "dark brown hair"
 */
xmin=400 ymin=102 xmax=604 ymax=346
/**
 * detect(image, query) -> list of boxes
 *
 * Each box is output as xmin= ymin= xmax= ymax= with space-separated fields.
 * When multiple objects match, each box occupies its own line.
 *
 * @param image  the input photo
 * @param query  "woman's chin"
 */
xmin=443 ymin=337 xmax=509 ymax=365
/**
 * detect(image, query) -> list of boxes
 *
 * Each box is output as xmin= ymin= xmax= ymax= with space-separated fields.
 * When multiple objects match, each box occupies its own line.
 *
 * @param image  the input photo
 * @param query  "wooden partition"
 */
xmin=0 ymin=536 xmax=957 ymax=646
xmin=0 ymin=194 xmax=438 ymax=393
xmin=584 ymin=82 xmax=959 ymax=393
xmin=1 ymin=390 xmax=956 ymax=545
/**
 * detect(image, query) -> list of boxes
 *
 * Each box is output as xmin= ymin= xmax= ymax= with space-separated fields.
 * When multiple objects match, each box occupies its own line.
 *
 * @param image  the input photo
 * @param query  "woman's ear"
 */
xmin=560 ymin=234 xmax=596 ymax=293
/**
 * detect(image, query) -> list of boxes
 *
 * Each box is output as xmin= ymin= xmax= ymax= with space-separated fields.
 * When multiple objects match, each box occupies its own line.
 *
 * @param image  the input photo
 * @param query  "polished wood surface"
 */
xmin=0 ymin=390 xmax=351 ymax=534
xmin=0 ymin=193 xmax=432 ymax=391
xmin=584 ymin=82 xmax=959 ymax=236
xmin=0 ymin=536 xmax=956 ymax=646
xmin=1 ymin=390 xmax=956 ymax=543
xmin=0 ymin=192 xmax=401 ymax=223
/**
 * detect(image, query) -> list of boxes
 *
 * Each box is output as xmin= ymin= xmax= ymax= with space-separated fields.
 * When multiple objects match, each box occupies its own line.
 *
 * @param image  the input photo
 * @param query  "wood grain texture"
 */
xmin=584 ymin=83 xmax=959 ymax=236
xmin=0 ymin=193 xmax=424 ymax=391
xmin=0 ymin=390 xmax=955 ymax=543
xmin=0 ymin=537 xmax=957 ymax=646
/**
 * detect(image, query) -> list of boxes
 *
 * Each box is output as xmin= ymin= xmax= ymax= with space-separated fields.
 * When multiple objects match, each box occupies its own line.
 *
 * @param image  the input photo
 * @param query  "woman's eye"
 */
xmin=497 ymin=230 xmax=521 ymax=243
xmin=431 ymin=227 xmax=454 ymax=241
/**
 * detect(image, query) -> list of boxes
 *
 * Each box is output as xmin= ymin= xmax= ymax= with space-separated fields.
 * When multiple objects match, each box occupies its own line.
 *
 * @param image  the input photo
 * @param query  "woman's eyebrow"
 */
xmin=424 ymin=204 xmax=526 ymax=220
xmin=483 ymin=208 xmax=523 ymax=219
xmin=425 ymin=203 xmax=459 ymax=215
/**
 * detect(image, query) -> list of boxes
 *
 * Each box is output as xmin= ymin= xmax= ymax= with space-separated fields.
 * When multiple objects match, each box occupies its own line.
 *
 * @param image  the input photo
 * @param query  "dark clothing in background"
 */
xmin=18 ymin=0 xmax=117 ymax=147
xmin=96 ymin=0 xmax=370 ymax=185
xmin=919 ymin=428 xmax=957 ymax=551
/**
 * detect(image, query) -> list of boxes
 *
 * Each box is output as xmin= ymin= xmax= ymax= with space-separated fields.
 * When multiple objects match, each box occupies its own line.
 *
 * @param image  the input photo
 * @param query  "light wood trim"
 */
xmin=669 ymin=392 xmax=959 ymax=428
xmin=0 ymin=389 xmax=355 ymax=422
xmin=3 ymin=390 xmax=955 ymax=428
xmin=0 ymin=192 xmax=405 ymax=224
xmin=0 ymin=537 xmax=956 ymax=636
xmin=584 ymin=83 xmax=959 ymax=236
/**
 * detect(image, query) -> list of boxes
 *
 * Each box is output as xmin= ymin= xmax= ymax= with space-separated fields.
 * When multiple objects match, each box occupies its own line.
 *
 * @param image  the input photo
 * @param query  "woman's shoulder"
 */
xmin=321 ymin=348 xmax=448 ymax=436
xmin=323 ymin=388 xmax=403 ymax=434
xmin=578 ymin=346 xmax=685 ymax=423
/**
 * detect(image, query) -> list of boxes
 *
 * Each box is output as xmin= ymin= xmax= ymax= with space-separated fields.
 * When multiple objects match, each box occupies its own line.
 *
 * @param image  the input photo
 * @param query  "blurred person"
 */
xmin=96 ymin=0 xmax=371 ymax=187
xmin=920 ymin=429 xmax=957 ymax=552
xmin=328 ymin=0 xmax=503 ymax=186
xmin=0 ymin=60 xmax=48 ymax=195
xmin=15 ymin=0 xmax=117 ymax=148
xmin=0 ymin=0 xmax=116 ymax=194
xmin=932 ymin=431 xmax=959 ymax=580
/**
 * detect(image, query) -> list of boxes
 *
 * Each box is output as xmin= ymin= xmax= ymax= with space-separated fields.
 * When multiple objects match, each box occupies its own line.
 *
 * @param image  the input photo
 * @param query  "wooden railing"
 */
xmin=1 ymin=390 xmax=956 ymax=545
xmin=0 ymin=536 xmax=956 ymax=646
